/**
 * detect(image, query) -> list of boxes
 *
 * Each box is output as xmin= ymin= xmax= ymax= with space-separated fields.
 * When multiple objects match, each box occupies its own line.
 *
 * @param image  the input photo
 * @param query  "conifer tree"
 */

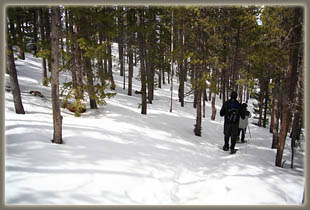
xmin=51 ymin=6 xmax=62 ymax=144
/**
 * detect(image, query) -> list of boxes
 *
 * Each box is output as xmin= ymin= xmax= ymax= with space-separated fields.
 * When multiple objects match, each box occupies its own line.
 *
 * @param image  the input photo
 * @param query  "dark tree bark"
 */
xmin=270 ymin=89 xmax=275 ymax=133
xmin=107 ymin=38 xmax=116 ymax=90
xmin=32 ymin=9 xmax=38 ymax=55
xmin=202 ymin=88 xmax=206 ymax=118
xmin=137 ymin=10 xmax=147 ymax=115
xmin=51 ymin=6 xmax=63 ymax=144
xmin=257 ymin=81 xmax=264 ymax=127
xmin=194 ymin=67 xmax=202 ymax=136
xmin=38 ymin=8 xmax=48 ymax=86
xmin=211 ymin=69 xmax=217 ymax=121
xmin=77 ymin=12 xmax=98 ymax=109
xmin=169 ymin=9 xmax=174 ymax=112
xmin=98 ymin=32 xmax=105 ymax=86
xmin=84 ymin=57 xmax=97 ymax=109
xmin=263 ymin=80 xmax=269 ymax=128
xmin=118 ymin=7 xmax=124 ymax=78
xmin=271 ymin=77 xmax=280 ymax=149
xmin=44 ymin=8 xmax=52 ymax=72
xmin=6 ymin=18 xmax=25 ymax=114
xmin=178 ymin=20 xmax=185 ymax=107
xmin=290 ymin=63 xmax=303 ymax=168
xmin=275 ymin=8 xmax=302 ymax=167
xmin=127 ymin=10 xmax=134 ymax=96
xmin=158 ymin=70 xmax=162 ymax=89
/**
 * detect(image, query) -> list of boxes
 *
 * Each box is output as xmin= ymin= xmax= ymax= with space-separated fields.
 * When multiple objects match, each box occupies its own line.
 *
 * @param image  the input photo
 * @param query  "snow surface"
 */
xmin=5 ymin=44 xmax=305 ymax=205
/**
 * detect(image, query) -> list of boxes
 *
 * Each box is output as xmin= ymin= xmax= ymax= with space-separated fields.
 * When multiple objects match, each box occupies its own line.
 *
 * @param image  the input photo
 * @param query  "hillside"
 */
xmin=4 ymin=49 xmax=305 ymax=205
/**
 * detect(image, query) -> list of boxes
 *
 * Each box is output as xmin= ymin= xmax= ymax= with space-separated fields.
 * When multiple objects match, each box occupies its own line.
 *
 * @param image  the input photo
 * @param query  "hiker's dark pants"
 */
xmin=224 ymin=123 xmax=239 ymax=150
xmin=238 ymin=128 xmax=246 ymax=142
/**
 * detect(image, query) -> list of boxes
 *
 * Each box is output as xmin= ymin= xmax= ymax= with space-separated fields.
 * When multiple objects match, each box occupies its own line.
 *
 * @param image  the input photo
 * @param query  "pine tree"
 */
xmin=50 ymin=6 xmax=63 ymax=144
xmin=275 ymin=7 xmax=303 ymax=167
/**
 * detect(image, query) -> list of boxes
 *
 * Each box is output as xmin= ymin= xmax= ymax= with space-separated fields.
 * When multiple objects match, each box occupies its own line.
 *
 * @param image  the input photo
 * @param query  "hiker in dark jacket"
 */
xmin=220 ymin=91 xmax=245 ymax=154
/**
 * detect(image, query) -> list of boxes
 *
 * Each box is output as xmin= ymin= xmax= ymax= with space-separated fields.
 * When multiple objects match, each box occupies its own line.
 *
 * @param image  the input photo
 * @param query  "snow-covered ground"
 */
xmin=4 ymin=45 xmax=305 ymax=205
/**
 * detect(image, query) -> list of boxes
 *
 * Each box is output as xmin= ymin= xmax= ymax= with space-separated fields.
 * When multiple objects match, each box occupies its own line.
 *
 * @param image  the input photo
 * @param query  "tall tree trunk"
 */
xmin=33 ymin=9 xmax=38 ymax=55
xmin=98 ymin=32 xmax=105 ymax=86
xmin=270 ymin=90 xmax=275 ymax=133
xmin=202 ymin=88 xmax=206 ymax=118
xmin=211 ymin=69 xmax=217 ymax=121
xmin=222 ymin=68 xmax=226 ymax=105
xmin=84 ymin=57 xmax=97 ymax=109
xmin=127 ymin=9 xmax=134 ymax=96
xmin=271 ymin=76 xmax=281 ymax=148
xmin=257 ymin=82 xmax=264 ymax=127
xmin=169 ymin=9 xmax=174 ymax=113
xmin=146 ymin=60 xmax=154 ymax=104
xmin=44 ymin=8 xmax=52 ymax=72
xmin=192 ymin=67 xmax=197 ymax=109
xmin=158 ymin=69 xmax=162 ymax=89
xmin=118 ymin=8 xmax=124 ymax=77
xmin=38 ymin=8 xmax=48 ymax=86
xmin=178 ymin=15 xmax=185 ymax=107
xmin=107 ymin=39 xmax=116 ymax=90
xmin=263 ymin=80 xmax=269 ymax=128
xmin=6 ymin=18 xmax=25 ymax=114
xmin=51 ymin=6 xmax=62 ymax=144
xmin=290 ymin=63 xmax=303 ymax=168
xmin=127 ymin=17 xmax=134 ymax=96
xmin=194 ymin=68 xmax=202 ymax=136
xmin=275 ymin=7 xmax=302 ymax=167
xmin=137 ymin=10 xmax=147 ymax=115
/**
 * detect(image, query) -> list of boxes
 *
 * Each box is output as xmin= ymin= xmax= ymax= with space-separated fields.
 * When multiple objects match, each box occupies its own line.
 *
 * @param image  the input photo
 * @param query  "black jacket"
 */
xmin=220 ymin=99 xmax=245 ymax=124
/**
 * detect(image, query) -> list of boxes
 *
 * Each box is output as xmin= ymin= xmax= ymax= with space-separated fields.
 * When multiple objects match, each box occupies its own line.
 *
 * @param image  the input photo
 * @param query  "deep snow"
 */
xmin=4 ymin=45 xmax=305 ymax=205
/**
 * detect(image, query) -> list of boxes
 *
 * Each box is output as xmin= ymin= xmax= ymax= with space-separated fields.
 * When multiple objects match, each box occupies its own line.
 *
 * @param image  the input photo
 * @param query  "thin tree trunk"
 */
xmin=179 ymin=24 xmax=185 ymax=107
xmin=271 ymin=77 xmax=280 ymax=149
xmin=98 ymin=32 xmax=105 ymax=86
xmin=51 ymin=6 xmax=62 ymax=144
xmin=127 ymin=9 xmax=134 ymax=96
xmin=7 ymin=18 xmax=25 ymax=114
xmin=85 ymin=58 xmax=97 ymax=109
xmin=169 ymin=10 xmax=174 ymax=113
xmin=202 ymin=88 xmax=206 ymax=118
xmin=211 ymin=69 xmax=217 ymax=121
xmin=211 ymin=92 xmax=217 ymax=120
xmin=137 ymin=10 xmax=147 ymax=115
xmin=257 ymin=82 xmax=264 ymax=127
xmin=127 ymin=22 xmax=134 ymax=95
xmin=107 ymin=39 xmax=116 ymax=90
xmin=270 ymin=90 xmax=275 ymax=133
xmin=290 ymin=65 xmax=303 ymax=168
xmin=44 ymin=8 xmax=52 ymax=72
xmin=33 ymin=10 xmax=38 ymax=55
xmin=118 ymin=10 xmax=124 ymax=77
xmin=38 ymin=8 xmax=48 ymax=86
xmin=263 ymin=80 xmax=269 ymax=128
xmin=194 ymin=68 xmax=202 ymax=136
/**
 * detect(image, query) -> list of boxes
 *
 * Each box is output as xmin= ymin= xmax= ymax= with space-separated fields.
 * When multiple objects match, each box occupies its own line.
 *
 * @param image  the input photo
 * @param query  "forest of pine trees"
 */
xmin=5 ymin=5 xmax=304 ymax=168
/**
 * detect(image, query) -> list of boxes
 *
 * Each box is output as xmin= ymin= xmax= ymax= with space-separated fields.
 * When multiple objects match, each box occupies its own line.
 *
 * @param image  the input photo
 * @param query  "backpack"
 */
xmin=226 ymin=101 xmax=241 ymax=124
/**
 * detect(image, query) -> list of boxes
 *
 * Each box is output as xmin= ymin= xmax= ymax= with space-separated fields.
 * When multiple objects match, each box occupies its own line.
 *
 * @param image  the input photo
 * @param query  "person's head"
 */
xmin=230 ymin=91 xmax=237 ymax=100
xmin=242 ymin=103 xmax=248 ymax=109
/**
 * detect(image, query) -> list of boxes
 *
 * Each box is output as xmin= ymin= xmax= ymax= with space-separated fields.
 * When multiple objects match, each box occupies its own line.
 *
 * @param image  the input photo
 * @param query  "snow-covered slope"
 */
xmin=5 ymin=46 xmax=305 ymax=205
